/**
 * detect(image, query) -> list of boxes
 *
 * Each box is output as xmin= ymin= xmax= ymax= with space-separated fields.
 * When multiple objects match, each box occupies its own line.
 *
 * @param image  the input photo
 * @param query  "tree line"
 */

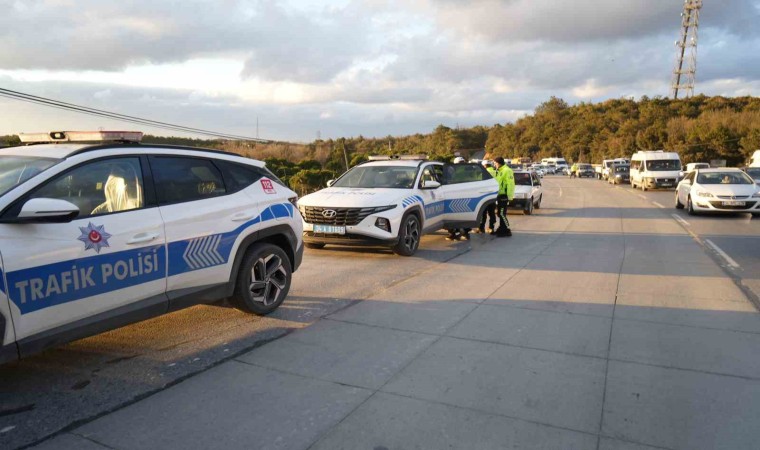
xmin=2 ymin=94 xmax=758 ymax=193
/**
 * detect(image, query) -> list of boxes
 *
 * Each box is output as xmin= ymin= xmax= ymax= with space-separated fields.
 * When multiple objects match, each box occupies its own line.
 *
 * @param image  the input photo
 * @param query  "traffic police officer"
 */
xmin=492 ymin=157 xmax=515 ymax=237
xmin=479 ymin=159 xmax=497 ymax=233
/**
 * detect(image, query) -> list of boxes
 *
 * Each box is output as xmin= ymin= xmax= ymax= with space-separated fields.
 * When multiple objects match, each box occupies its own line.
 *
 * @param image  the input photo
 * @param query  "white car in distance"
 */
xmin=510 ymin=171 xmax=543 ymax=215
xmin=675 ymin=168 xmax=760 ymax=216
xmin=297 ymin=157 xmax=498 ymax=255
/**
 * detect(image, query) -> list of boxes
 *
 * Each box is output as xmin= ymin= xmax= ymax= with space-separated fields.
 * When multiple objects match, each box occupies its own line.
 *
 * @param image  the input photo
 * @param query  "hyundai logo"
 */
xmin=322 ymin=209 xmax=337 ymax=218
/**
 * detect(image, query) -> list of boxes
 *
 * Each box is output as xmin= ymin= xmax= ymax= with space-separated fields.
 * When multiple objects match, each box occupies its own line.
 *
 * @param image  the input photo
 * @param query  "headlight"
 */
xmin=370 ymin=205 xmax=397 ymax=214
xmin=615 ymin=174 xmax=622 ymax=178
xmin=696 ymin=190 xmax=714 ymax=198
xmin=752 ymin=192 xmax=760 ymax=198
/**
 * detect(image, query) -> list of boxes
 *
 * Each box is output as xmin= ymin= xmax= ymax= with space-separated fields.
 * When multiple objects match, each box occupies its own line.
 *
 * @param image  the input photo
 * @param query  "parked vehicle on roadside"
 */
xmin=297 ymin=157 xmax=497 ymax=256
xmin=601 ymin=158 xmax=628 ymax=181
xmin=576 ymin=163 xmax=595 ymax=178
xmin=510 ymin=171 xmax=543 ymax=215
xmin=0 ymin=131 xmax=303 ymax=364
xmin=675 ymin=168 xmax=760 ymax=216
xmin=608 ymin=164 xmax=630 ymax=185
xmin=750 ymin=150 xmax=760 ymax=167
xmin=630 ymin=151 xmax=682 ymax=191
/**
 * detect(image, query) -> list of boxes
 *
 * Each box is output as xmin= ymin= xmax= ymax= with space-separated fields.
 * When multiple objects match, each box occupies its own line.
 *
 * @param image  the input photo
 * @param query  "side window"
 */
xmin=151 ymin=157 xmax=226 ymax=205
xmin=445 ymin=164 xmax=492 ymax=184
xmin=30 ymin=157 xmax=144 ymax=219
xmin=215 ymin=160 xmax=265 ymax=193
xmin=418 ymin=166 xmax=440 ymax=187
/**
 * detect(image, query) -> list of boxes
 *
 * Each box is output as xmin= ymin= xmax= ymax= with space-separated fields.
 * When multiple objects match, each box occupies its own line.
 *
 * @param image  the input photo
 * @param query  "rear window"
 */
xmin=514 ymin=173 xmax=532 ymax=186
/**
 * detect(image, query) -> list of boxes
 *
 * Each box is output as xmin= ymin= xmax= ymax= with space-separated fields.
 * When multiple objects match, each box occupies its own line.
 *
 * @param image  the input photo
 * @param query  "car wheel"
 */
xmin=230 ymin=243 xmax=292 ymax=315
xmin=687 ymin=195 xmax=697 ymax=216
xmin=524 ymin=198 xmax=534 ymax=215
xmin=535 ymin=195 xmax=542 ymax=209
xmin=305 ymin=242 xmax=326 ymax=249
xmin=675 ymin=193 xmax=684 ymax=209
xmin=393 ymin=213 xmax=421 ymax=256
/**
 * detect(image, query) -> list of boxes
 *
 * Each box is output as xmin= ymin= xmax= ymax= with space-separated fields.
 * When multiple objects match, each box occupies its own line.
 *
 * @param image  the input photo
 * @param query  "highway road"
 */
xmin=2 ymin=175 xmax=760 ymax=450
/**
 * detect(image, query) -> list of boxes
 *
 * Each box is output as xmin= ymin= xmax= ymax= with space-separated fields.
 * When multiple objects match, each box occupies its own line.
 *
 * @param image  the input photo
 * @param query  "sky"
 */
xmin=1 ymin=0 xmax=759 ymax=142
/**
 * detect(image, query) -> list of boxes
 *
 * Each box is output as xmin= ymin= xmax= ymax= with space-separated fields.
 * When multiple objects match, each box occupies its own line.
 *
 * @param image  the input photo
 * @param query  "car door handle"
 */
xmin=231 ymin=213 xmax=256 ymax=222
xmin=127 ymin=232 xmax=160 ymax=245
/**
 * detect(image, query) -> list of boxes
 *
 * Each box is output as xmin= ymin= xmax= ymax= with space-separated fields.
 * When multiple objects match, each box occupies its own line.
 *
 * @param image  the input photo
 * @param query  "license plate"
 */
xmin=722 ymin=201 xmax=745 ymax=206
xmin=660 ymin=183 xmax=672 ymax=187
xmin=314 ymin=224 xmax=346 ymax=234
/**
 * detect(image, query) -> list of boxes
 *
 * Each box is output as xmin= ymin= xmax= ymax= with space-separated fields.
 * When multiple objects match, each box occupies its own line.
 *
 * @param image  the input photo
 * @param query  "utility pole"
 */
xmin=256 ymin=116 xmax=259 ymax=139
xmin=671 ymin=0 xmax=702 ymax=99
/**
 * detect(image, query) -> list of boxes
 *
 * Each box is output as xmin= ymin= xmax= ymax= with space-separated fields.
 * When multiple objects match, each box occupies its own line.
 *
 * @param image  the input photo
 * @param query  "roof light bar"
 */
xmin=367 ymin=154 xmax=429 ymax=161
xmin=17 ymin=131 xmax=144 ymax=144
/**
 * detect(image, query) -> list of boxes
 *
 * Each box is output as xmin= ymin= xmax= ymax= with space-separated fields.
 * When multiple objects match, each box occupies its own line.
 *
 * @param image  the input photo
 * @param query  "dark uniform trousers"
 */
xmin=480 ymin=203 xmax=496 ymax=231
xmin=496 ymin=194 xmax=510 ymax=233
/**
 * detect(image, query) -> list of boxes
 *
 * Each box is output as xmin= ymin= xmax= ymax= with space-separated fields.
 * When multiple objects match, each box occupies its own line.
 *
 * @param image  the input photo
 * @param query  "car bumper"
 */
xmin=293 ymin=242 xmax=304 ymax=271
xmin=692 ymin=199 xmax=759 ymax=212
xmin=643 ymin=178 xmax=678 ymax=189
xmin=304 ymin=231 xmax=399 ymax=247
xmin=509 ymin=198 xmax=530 ymax=208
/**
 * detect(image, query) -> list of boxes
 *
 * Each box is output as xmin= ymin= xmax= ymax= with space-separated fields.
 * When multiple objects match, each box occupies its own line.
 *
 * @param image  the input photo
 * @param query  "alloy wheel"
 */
xmin=249 ymin=254 xmax=288 ymax=306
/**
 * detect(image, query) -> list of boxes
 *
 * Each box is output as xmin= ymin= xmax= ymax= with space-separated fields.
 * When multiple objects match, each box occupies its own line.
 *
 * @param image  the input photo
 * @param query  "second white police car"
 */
xmin=0 ymin=131 xmax=303 ymax=363
xmin=297 ymin=156 xmax=498 ymax=256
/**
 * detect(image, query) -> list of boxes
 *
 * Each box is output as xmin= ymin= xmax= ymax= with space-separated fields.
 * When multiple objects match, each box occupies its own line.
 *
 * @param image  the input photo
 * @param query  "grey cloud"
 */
xmin=431 ymin=0 xmax=760 ymax=43
xmin=0 ymin=0 xmax=367 ymax=82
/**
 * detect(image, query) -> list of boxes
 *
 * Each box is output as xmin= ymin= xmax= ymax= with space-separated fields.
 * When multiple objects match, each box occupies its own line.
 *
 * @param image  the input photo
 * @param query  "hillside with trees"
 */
xmin=2 ymin=94 xmax=758 ymax=194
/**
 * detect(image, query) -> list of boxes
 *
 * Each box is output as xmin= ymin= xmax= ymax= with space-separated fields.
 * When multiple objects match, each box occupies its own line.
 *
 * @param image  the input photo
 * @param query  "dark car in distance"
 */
xmin=608 ymin=164 xmax=631 ymax=185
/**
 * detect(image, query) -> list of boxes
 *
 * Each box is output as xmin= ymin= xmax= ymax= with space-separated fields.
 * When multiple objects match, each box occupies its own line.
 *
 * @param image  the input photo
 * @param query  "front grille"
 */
xmin=302 ymin=206 xmax=379 ymax=226
xmin=708 ymin=201 xmax=757 ymax=210
xmin=656 ymin=178 xmax=676 ymax=184
xmin=716 ymin=195 xmax=749 ymax=200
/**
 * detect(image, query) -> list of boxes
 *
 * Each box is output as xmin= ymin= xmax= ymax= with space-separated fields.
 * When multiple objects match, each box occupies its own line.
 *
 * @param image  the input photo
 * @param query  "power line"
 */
xmin=0 ymin=87 xmax=271 ymax=142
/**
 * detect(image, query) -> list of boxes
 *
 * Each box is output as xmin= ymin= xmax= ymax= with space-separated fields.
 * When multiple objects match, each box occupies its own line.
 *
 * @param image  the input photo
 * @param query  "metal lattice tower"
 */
xmin=671 ymin=0 xmax=702 ymax=99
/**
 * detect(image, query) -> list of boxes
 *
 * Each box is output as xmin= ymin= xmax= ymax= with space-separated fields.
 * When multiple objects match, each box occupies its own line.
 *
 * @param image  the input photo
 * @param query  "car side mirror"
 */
xmin=15 ymin=198 xmax=80 ymax=223
xmin=422 ymin=180 xmax=441 ymax=189
xmin=326 ymin=179 xmax=335 ymax=187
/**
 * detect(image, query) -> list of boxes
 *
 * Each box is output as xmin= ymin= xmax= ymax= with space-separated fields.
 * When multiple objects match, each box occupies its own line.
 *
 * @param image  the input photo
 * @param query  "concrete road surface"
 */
xmin=4 ymin=175 xmax=760 ymax=450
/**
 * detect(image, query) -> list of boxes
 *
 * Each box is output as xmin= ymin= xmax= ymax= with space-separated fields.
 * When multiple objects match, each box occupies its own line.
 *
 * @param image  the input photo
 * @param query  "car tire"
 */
xmin=393 ymin=213 xmax=421 ymax=256
xmin=675 ymin=193 xmax=684 ymax=209
xmin=230 ymin=243 xmax=292 ymax=315
xmin=524 ymin=198 xmax=534 ymax=215
xmin=305 ymin=242 xmax=326 ymax=249
xmin=535 ymin=195 xmax=542 ymax=209
xmin=687 ymin=195 xmax=697 ymax=216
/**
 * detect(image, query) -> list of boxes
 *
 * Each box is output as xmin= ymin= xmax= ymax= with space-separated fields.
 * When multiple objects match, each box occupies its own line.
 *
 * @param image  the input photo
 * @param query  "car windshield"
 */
xmin=697 ymin=172 xmax=754 ymax=185
xmin=332 ymin=165 xmax=418 ymax=189
xmin=615 ymin=166 xmax=630 ymax=173
xmin=746 ymin=168 xmax=760 ymax=180
xmin=578 ymin=164 xmax=592 ymax=169
xmin=646 ymin=160 xmax=681 ymax=171
xmin=514 ymin=173 xmax=532 ymax=186
xmin=0 ymin=156 xmax=59 ymax=197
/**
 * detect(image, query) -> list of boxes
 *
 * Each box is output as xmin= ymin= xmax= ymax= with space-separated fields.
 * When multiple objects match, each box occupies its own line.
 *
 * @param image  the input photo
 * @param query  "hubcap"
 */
xmin=404 ymin=217 xmax=420 ymax=250
xmin=249 ymin=254 xmax=287 ymax=306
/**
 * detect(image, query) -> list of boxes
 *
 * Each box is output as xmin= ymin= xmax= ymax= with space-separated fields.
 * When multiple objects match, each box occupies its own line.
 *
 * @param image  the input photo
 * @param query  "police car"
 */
xmin=297 ymin=156 xmax=498 ymax=255
xmin=0 ymin=131 xmax=303 ymax=363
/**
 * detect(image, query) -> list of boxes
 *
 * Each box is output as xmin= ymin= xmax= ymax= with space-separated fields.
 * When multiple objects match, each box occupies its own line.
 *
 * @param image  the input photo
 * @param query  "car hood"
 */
xmin=693 ymin=183 xmax=760 ymax=197
xmin=298 ymin=187 xmax=405 ymax=208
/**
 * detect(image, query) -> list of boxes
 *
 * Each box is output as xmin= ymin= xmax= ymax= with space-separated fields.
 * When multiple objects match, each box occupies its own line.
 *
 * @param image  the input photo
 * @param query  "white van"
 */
xmin=542 ymin=157 xmax=568 ymax=172
xmin=630 ymin=151 xmax=682 ymax=191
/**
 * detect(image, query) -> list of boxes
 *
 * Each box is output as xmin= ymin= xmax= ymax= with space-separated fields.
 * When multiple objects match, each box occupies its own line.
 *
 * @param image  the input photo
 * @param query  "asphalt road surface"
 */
xmin=2 ymin=175 xmax=760 ymax=450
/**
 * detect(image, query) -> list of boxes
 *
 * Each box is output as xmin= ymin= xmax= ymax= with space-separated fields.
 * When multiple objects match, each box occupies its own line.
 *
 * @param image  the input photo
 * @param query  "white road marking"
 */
xmin=705 ymin=239 xmax=740 ymax=269
xmin=672 ymin=214 xmax=690 ymax=226
xmin=652 ymin=201 xmax=665 ymax=209
xmin=0 ymin=426 xmax=15 ymax=434
xmin=637 ymin=194 xmax=647 ymax=200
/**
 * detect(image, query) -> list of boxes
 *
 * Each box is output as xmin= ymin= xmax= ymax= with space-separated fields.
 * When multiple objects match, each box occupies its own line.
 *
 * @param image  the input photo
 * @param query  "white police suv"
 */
xmin=0 ymin=131 xmax=303 ymax=363
xmin=297 ymin=156 xmax=497 ymax=256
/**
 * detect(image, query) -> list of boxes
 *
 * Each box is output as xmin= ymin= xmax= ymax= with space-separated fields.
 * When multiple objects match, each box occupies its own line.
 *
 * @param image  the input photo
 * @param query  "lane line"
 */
xmin=652 ymin=201 xmax=665 ymax=209
xmin=637 ymin=194 xmax=647 ymax=200
xmin=705 ymin=239 xmax=741 ymax=269
xmin=671 ymin=214 xmax=689 ymax=226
